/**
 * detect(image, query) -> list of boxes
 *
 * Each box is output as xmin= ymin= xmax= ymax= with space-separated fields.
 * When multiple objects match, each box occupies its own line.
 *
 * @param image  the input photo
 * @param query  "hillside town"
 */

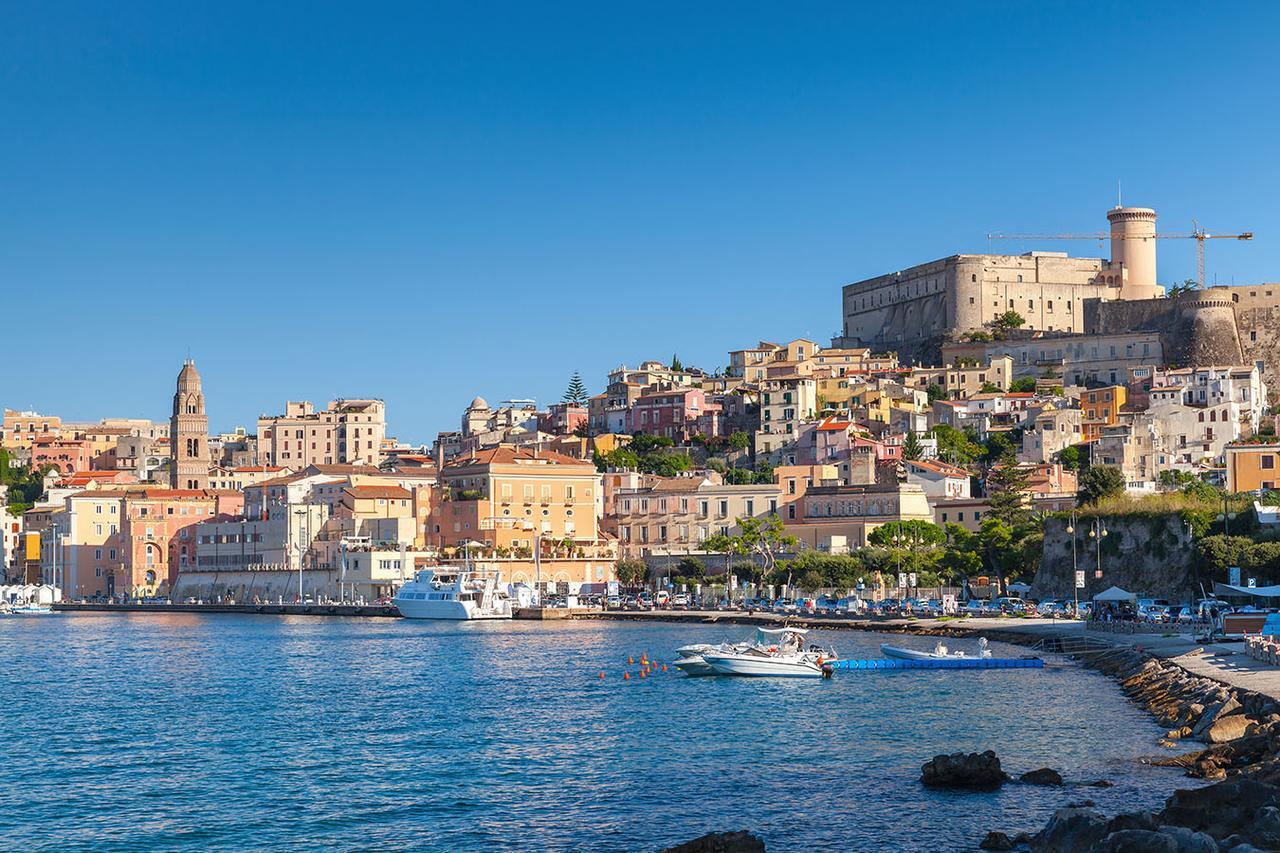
xmin=4 ymin=203 xmax=1279 ymax=607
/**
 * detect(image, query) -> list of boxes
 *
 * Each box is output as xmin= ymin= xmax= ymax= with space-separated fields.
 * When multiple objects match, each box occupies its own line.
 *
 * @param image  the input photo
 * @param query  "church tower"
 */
xmin=170 ymin=360 xmax=209 ymax=490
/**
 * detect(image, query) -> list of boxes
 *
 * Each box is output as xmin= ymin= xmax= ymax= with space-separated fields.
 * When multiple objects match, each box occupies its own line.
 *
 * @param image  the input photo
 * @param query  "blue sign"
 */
xmin=1229 ymin=566 xmax=1242 ymax=586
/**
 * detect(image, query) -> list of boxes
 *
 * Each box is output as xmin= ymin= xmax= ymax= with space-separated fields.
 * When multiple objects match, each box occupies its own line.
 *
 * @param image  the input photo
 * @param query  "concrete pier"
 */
xmin=53 ymin=601 xmax=400 ymax=618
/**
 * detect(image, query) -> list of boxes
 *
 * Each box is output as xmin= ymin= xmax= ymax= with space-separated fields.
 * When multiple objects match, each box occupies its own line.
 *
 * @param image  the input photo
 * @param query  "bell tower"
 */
xmin=170 ymin=360 xmax=209 ymax=490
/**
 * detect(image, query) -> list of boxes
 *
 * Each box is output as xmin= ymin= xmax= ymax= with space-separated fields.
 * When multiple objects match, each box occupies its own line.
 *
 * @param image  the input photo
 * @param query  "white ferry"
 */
xmin=394 ymin=567 xmax=513 ymax=620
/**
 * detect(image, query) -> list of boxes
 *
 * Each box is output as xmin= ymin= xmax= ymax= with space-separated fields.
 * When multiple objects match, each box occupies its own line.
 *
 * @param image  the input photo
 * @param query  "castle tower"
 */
xmin=170 ymin=360 xmax=209 ymax=490
xmin=1107 ymin=206 xmax=1163 ymax=301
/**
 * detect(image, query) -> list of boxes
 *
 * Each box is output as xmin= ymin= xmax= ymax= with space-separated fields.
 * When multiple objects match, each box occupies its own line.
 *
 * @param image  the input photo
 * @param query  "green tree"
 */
xmin=564 ymin=371 xmax=589 ymax=405
xmin=736 ymin=515 xmax=798 ymax=587
xmin=868 ymin=519 xmax=946 ymax=548
xmin=984 ymin=451 xmax=1031 ymax=526
xmin=1057 ymin=445 xmax=1082 ymax=471
xmin=1078 ymin=465 xmax=1126 ymax=506
xmin=989 ymin=311 xmax=1026 ymax=339
xmin=671 ymin=354 xmax=683 ymax=372
xmin=931 ymin=424 xmax=982 ymax=468
xmin=978 ymin=382 xmax=1001 ymax=394
xmin=727 ymin=431 xmax=750 ymax=452
xmin=1009 ymin=377 xmax=1038 ymax=393
xmin=676 ymin=555 xmax=706 ymax=580
xmin=614 ymin=558 xmax=648 ymax=586
xmin=902 ymin=429 xmax=923 ymax=461
xmin=703 ymin=532 xmax=747 ymax=578
xmin=925 ymin=383 xmax=946 ymax=403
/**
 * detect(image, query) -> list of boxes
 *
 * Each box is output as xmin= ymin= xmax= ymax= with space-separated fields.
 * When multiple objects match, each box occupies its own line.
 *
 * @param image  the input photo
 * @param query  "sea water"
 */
xmin=0 ymin=614 xmax=1201 ymax=851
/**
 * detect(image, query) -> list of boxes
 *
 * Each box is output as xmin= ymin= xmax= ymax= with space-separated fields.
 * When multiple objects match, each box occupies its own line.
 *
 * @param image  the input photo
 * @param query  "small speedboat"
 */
xmin=673 ymin=640 xmax=756 ymax=676
xmin=880 ymin=637 xmax=990 ymax=661
xmin=699 ymin=628 xmax=837 ymax=678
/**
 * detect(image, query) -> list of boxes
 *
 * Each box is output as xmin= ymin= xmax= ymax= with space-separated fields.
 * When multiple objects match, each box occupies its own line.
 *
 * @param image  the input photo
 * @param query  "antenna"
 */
xmin=1116 ymin=179 xmax=1122 ymax=208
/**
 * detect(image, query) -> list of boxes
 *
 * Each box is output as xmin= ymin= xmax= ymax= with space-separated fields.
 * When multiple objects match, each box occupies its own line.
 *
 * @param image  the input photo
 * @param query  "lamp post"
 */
xmin=1088 ymin=518 xmax=1108 ymax=581
xmin=1066 ymin=512 xmax=1079 ymax=616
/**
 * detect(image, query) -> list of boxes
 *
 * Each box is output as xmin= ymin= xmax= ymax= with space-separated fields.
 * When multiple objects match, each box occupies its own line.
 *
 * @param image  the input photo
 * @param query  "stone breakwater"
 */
xmin=988 ymin=647 xmax=1280 ymax=852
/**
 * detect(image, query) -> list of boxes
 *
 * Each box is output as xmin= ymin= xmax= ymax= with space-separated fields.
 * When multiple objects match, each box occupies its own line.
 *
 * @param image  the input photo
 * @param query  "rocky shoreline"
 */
xmin=976 ymin=646 xmax=1280 ymax=852
xmin=645 ymin=614 xmax=1280 ymax=851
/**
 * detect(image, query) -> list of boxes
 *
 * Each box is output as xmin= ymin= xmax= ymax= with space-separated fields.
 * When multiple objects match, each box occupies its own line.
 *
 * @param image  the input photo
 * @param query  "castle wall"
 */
xmin=841 ymin=253 xmax=1118 ymax=364
xmin=1085 ymin=295 xmax=1245 ymax=368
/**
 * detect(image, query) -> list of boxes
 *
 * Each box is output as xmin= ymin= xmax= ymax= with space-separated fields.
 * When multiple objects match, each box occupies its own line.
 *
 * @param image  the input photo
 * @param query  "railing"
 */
xmin=1085 ymin=619 xmax=1211 ymax=635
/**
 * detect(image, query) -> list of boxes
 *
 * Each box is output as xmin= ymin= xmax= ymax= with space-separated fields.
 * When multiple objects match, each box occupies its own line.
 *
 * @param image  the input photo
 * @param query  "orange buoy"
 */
xmin=662 ymin=664 xmax=668 ymax=671
xmin=599 ymin=672 xmax=605 ymax=679
xmin=628 ymin=656 xmax=634 ymax=665
xmin=624 ymin=672 xmax=630 ymax=680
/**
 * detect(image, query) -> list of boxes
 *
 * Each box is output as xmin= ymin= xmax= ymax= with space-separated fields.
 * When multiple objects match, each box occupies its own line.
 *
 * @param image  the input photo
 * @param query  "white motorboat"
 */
xmin=699 ymin=628 xmax=837 ymax=678
xmin=673 ymin=639 xmax=756 ymax=676
xmin=394 ymin=567 xmax=513 ymax=620
xmin=880 ymin=637 xmax=990 ymax=661
xmin=7 ymin=603 xmax=54 ymax=615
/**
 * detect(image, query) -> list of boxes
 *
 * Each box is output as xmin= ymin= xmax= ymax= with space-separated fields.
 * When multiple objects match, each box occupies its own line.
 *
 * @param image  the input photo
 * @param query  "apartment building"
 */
xmin=610 ymin=476 xmax=781 ymax=558
xmin=755 ymin=376 xmax=817 ymax=457
xmin=909 ymin=355 xmax=1015 ymax=399
xmin=258 ymin=399 xmax=387 ymax=468
xmin=786 ymin=482 xmax=933 ymax=552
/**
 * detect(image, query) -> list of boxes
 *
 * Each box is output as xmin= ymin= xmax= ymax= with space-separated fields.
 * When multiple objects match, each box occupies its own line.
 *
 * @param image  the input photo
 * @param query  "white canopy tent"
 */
xmin=1093 ymin=586 xmax=1137 ymax=603
xmin=1214 ymin=582 xmax=1280 ymax=601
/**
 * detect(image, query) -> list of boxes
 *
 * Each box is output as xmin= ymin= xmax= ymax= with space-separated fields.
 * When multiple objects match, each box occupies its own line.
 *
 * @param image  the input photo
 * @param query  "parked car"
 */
xmin=606 ymin=595 xmax=621 ymax=609
xmin=672 ymin=592 xmax=690 ymax=608
xmin=994 ymin=597 xmax=1028 ymax=615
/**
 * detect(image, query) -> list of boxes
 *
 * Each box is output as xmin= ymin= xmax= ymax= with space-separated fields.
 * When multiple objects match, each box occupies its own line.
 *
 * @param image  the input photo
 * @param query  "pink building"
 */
xmin=538 ymin=403 xmax=588 ymax=436
xmin=31 ymin=436 xmax=93 ymax=474
xmin=628 ymin=388 xmax=721 ymax=440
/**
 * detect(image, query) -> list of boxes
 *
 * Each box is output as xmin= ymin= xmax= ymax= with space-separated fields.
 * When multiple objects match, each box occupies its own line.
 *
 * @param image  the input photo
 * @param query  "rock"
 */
xmin=1161 ymin=779 xmax=1280 ymax=838
xmin=1251 ymin=805 xmax=1280 ymax=847
xmin=1192 ymin=701 xmax=1228 ymax=739
xmin=921 ymin=750 xmax=1010 ymax=789
xmin=1031 ymin=808 xmax=1109 ymax=853
xmin=1069 ymin=800 xmax=1098 ymax=809
xmin=1159 ymin=740 xmax=1180 ymax=749
xmin=1088 ymin=780 xmax=1116 ymax=788
xmin=1203 ymin=714 xmax=1253 ymax=745
xmin=1107 ymin=813 xmax=1160 ymax=834
xmin=1156 ymin=826 xmax=1219 ymax=853
xmin=661 ymin=831 xmax=766 ymax=853
xmin=1224 ymin=846 xmax=1264 ymax=853
xmin=1088 ymin=830 xmax=1177 ymax=852
xmin=1022 ymin=768 xmax=1065 ymax=786
xmin=981 ymin=831 xmax=1015 ymax=850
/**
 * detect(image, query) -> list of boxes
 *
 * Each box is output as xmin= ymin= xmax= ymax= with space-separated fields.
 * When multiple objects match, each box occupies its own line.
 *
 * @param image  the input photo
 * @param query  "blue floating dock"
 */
xmin=828 ymin=657 xmax=1044 ymax=671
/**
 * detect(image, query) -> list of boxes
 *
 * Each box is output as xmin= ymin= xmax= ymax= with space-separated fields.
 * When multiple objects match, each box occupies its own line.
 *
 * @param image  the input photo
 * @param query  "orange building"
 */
xmin=1225 ymin=443 xmax=1280 ymax=493
xmin=1081 ymin=385 xmax=1126 ymax=442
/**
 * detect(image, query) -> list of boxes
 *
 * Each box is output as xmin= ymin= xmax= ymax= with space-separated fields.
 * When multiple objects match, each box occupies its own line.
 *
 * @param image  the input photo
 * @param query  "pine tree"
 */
xmin=902 ymin=430 xmax=923 ymax=461
xmin=564 ymin=371 xmax=589 ymax=405
xmin=671 ymin=353 xmax=683 ymax=371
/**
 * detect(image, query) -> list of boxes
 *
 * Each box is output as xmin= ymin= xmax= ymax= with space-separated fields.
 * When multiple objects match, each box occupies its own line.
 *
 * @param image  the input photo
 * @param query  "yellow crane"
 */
xmin=986 ymin=221 xmax=1253 ymax=289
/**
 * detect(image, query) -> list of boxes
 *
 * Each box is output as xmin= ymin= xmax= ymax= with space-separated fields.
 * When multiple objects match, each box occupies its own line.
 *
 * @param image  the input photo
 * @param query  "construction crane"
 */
xmin=986 ymin=221 xmax=1253 ymax=289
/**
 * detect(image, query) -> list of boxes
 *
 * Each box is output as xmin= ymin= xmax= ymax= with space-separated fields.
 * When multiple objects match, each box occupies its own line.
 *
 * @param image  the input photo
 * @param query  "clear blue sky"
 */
xmin=2 ymin=2 xmax=1277 ymax=439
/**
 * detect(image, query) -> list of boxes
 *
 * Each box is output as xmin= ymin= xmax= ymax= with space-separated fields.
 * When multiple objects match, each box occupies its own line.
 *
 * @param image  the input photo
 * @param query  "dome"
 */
xmin=468 ymin=396 xmax=489 ymax=411
xmin=176 ymin=359 xmax=202 ymax=393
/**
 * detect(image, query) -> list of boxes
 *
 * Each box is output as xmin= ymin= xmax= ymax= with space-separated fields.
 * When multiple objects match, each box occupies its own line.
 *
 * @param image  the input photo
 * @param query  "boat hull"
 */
xmin=701 ymin=653 xmax=825 ymax=678
xmin=394 ymin=598 xmax=512 ymax=620
xmin=879 ymin=643 xmax=986 ymax=661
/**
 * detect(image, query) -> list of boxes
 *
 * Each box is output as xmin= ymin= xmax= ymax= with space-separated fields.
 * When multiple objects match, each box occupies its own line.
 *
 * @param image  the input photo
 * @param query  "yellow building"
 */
xmin=2 ymin=409 xmax=62 ymax=451
xmin=909 ymin=355 xmax=1014 ymax=399
xmin=1225 ymin=443 xmax=1280 ymax=493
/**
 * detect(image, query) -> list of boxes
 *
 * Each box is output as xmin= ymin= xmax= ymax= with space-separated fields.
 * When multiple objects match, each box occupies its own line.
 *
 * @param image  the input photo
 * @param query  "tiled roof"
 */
xmin=344 ymin=485 xmax=413 ymax=500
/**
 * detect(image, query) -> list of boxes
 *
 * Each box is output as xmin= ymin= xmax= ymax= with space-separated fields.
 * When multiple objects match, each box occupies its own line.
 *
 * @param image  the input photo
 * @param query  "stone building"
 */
xmin=170 ymin=360 xmax=209 ymax=490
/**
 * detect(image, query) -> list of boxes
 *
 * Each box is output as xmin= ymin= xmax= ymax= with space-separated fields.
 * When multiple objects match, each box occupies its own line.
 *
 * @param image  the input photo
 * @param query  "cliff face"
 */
xmin=1032 ymin=515 xmax=1198 ymax=601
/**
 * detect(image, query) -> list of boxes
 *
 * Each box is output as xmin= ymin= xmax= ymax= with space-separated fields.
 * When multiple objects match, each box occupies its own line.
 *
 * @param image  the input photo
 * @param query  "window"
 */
xmin=1262 ymin=455 xmax=1276 ymax=470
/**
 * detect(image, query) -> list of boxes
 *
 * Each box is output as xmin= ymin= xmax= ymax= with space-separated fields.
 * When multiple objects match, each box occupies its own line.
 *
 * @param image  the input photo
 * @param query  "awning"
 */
xmin=1093 ymin=586 xmax=1137 ymax=602
xmin=1213 ymin=582 xmax=1280 ymax=599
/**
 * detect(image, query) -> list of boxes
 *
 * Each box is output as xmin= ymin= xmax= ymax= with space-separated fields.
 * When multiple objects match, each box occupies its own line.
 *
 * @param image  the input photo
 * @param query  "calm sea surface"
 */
xmin=0 ymin=614 xmax=1200 ymax=852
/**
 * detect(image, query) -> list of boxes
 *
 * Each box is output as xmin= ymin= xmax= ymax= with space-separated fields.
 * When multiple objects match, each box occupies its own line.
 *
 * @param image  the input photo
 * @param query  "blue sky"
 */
xmin=2 ymin=2 xmax=1277 ymax=439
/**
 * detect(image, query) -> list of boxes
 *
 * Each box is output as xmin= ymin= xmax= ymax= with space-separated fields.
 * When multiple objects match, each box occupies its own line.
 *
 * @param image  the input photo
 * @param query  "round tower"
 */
xmin=1107 ymin=206 xmax=1162 ymax=300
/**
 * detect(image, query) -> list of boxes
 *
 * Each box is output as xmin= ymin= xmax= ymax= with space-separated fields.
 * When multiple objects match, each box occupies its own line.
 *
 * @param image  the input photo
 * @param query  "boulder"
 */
xmin=1156 ymin=826 xmax=1219 ymax=853
xmin=1087 ymin=780 xmax=1116 ymax=788
xmin=921 ymin=751 xmax=1010 ymax=789
xmin=981 ymin=831 xmax=1015 ymax=850
xmin=1087 ymin=830 xmax=1177 ymax=852
xmin=1251 ymin=805 xmax=1280 ymax=848
xmin=1106 ymin=813 xmax=1160 ymax=834
xmin=1031 ymin=808 xmax=1109 ymax=853
xmin=661 ymin=831 xmax=766 ymax=853
xmin=1022 ymin=768 xmax=1065 ymax=786
xmin=1203 ymin=714 xmax=1252 ymax=745
xmin=1161 ymin=779 xmax=1280 ymax=838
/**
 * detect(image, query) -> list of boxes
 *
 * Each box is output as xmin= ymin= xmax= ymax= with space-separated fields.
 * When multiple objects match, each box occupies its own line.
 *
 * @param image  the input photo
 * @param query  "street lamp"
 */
xmin=294 ymin=508 xmax=307 ymax=603
xmin=1066 ymin=512 xmax=1079 ymax=616
xmin=1088 ymin=518 xmax=1108 ymax=580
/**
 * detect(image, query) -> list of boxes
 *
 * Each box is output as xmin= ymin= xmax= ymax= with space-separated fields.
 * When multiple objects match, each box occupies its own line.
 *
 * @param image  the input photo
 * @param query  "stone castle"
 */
xmin=833 ymin=205 xmax=1278 ymax=388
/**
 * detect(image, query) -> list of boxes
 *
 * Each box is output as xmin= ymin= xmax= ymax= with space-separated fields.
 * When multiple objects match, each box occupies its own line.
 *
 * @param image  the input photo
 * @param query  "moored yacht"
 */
xmin=394 ymin=567 xmax=513 ymax=620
